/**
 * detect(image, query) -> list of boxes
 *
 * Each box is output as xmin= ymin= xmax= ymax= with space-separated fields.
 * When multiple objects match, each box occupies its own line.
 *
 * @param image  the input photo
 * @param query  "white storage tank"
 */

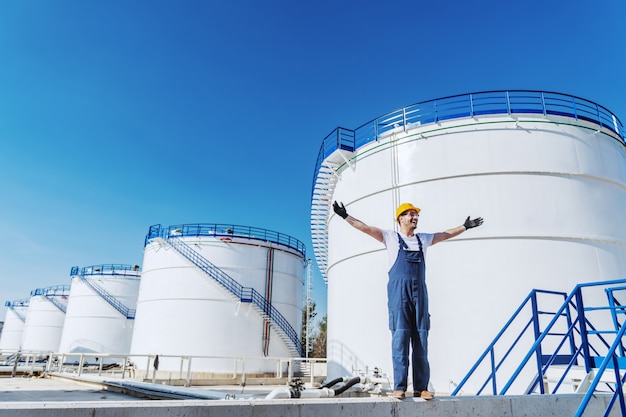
xmin=311 ymin=90 xmax=626 ymax=394
xmin=20 ymin=285 xmax=70 ymax=353
xmin=58 ymin=264 xmax=141 ymax=357
xmin=0 ymin=299 xmax=29 ymax=351
xmin=130 ymin=223 xmax=307 ymax=373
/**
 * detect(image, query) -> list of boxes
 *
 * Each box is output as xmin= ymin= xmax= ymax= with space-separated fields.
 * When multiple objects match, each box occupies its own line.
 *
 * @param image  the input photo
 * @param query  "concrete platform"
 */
xmin=0 ymin=375 xmax=619 ymax=416
xmin=0 ymin=376 xmax=146 ymax=402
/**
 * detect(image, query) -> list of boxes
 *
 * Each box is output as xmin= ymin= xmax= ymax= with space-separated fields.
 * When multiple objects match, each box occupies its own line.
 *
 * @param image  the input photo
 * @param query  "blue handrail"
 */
xmin=312 ymin=90 xmax=625 ymax=196
xmin=575 ymin=321 xmax=626 ymax=417
xmin=164 ymin=235 xmax=304 ymax=356
xmin=5 ymin=298 xmax=29 ymax=322
xmin=4 ymin=298 xmax=29 ymax=308
xmin=452 ymin=278 xmax=626 ymax=416
xmin=70 ymin=267 xmax=137 ymax=319
xmin=30 ymin=284 xmax=70 ymax=297
xmin=450 ymin=288 xmax=571 ymax=396
xmin=70 ymin=264 xmax=141 ymax=277
xmin=29 ymin=285 xmax=70 ymax=313
xmin=144 ymin=223 xmax=306 ymax=259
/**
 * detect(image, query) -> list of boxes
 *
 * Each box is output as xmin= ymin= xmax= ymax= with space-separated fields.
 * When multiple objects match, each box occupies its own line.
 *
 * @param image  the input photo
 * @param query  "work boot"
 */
xmin=392 ymin=390 xmax=406 ymax=400
xmin=414 ymin=390 xmax=434 ymax=400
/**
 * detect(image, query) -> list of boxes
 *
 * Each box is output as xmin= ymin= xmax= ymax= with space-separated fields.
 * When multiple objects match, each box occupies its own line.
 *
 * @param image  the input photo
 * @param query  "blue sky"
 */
xmin=0 ymin=0 xmax=624 ymax=322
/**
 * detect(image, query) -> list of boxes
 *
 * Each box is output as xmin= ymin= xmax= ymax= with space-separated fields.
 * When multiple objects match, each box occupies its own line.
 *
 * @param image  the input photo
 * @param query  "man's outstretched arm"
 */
xmin=432 ymin=216 xmax=484 ymax=245
xmin=333 ymin=201 xmax=384 ymax=243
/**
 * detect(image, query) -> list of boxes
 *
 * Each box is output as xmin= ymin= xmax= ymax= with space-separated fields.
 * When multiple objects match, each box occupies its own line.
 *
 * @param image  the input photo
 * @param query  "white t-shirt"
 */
xmin=381 ymin=229 xmax=435 ymax=269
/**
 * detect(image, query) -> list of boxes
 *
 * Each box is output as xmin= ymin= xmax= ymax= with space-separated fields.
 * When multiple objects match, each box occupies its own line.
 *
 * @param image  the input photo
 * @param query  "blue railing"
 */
xmin=5 ymin=298 xmax=29 ymax=322
xmin=70 ymin=264 xmax=141 ymax=277
xmin=451 ymin=278 xmax=626 ymax=417
xmin=312 ymin=90 xmax=625 ymax=195
xmin=450 ymin=288 xmax=578 ymax=396
xmin=144 ymin=223 xmax=306 ymax=258
xmin=30 ymin=284 xmax=70 ymax=297
xmin=30 ymin=284 xmax=71 ymax=313
xmin=70 ymin=266 xmax=138 ymax=319
xmin=165 ymin=236 xmax=304 ymax=356
xmin=576 ymin=321 xmax=626 ymax=417
xmin=4 ymin=298 xmax=29 ymax=308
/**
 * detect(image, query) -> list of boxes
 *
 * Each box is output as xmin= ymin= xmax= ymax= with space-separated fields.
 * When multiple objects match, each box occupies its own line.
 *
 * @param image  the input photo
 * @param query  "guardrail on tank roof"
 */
xmin=30 ymin=284 xmax=70 ymax=297
xmin=70 ymin=266 xmax=138 ymax=319
xmin=4 ymin=298 xmax=29 ymax=308
xmin=311 ymin=90 xmax=625 ymax=195
xmin=144 ymin=223 xmax=306 ymax=258
xmin=70 ymin=264 xmax=141 ymax=277
xmin=30 ymin=284 xmax=70 ymax=313
xmin=4 ymin=298 xmax=30 ymax=322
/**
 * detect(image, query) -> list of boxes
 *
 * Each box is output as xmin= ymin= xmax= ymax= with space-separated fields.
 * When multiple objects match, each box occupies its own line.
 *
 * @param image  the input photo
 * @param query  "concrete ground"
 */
xmin=0 ymin=375 xmax=145 ymax=402
xmin=0 ymin=374 xmax=620 ymax=417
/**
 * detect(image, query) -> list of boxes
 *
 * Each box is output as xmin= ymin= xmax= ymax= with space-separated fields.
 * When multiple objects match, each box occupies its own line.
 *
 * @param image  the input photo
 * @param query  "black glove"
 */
xmin=333 ymin=201 xmax=348 ymax=219
xmin=464 ymin=216 xmax=483 ymax=229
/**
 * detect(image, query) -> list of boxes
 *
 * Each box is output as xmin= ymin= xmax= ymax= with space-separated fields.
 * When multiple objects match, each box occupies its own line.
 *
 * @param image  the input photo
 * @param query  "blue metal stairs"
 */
xmin=46 ymin=296 xmax=67 ymax=313
xmin=451 ymin=278 xmax=626 ymax=417
xmin=69 ymin=266 xmax=137 ymax=319
xmin=159 ymin=236 xmax=304 ymax=357
xmin=4 ymin=299 xmax=29 ymax=322
xmin=30 ymin=285 xmax=70 ymax=313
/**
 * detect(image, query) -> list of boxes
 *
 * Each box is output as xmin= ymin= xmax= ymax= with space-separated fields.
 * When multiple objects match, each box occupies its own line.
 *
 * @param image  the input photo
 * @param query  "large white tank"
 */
xmin=20 ymin=285 xmax=70 ymax=353
xmin=311 ymin=90 xmax=626 ymax=394
xmin=130 ymin=223 xmax=306 ymax=373
xmin=58 ymin=264 xmax=141 ymax=356
xmin=0 ymin=299 xmax=29 ymax=351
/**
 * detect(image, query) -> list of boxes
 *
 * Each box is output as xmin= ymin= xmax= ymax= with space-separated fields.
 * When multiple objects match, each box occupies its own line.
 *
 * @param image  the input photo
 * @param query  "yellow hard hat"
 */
xmin=395 ymin=203 xmax=421 ymax=221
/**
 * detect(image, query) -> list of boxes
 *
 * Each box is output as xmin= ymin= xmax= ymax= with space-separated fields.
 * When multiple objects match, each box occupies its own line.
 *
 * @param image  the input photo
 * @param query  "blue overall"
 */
xmin=387 ymin=232 xmax=430 ymax=392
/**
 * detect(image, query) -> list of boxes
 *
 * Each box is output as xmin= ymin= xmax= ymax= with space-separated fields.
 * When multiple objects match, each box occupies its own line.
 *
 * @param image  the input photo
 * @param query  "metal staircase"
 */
xmin=69 ymin=265 xmax=139 ymax=319
xmin=78 ymin=277 xmax=135 ymax=319
xmin=45 ymin=295 xmax=68 ymax=313
xmin=4 ymin=299 xmax=29 ymax=322
xmin=310 ymin=163 xmax=338 ymax=283
xmin=451 ymin=278 xmax=626 ymax=417
xmin=30 ymin=285 xmax=70 ymax=314
xmin=310 ymin=127 xmax=355 ymax=282
xmin=158 ymin=236 xmax=304 ymax=357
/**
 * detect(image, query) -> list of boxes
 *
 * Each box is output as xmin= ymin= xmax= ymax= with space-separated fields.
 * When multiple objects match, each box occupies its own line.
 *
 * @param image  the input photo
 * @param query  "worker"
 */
xmin=332 ymin=201 xmax=483 ymax=400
